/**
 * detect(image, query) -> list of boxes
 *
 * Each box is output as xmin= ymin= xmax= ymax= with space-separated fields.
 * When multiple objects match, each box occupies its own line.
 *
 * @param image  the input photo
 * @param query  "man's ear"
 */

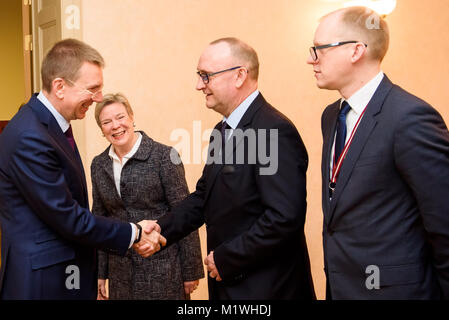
xmin=235 ymin=68 xmax=248 ymax=88
xmin=351 ymin=43 xmax=368 ymax=63
xmin=52 ymin=78 xmax=66 ymax=99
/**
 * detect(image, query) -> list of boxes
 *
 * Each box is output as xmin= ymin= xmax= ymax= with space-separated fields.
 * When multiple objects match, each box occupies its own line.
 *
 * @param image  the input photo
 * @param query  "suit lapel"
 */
xmin=101 ymin=152 xmax=116 ymax=192
xmin=327 ymin=76 xmax=394 ymax=225
xmin=47 ymin=112 xmax=89 ymax=201
xmin=29 ymin=95 xmax=85 ymax=173
xmin=322 ymin=101 xmax=340 ymax=226
xmin=72 ymin=142 xmax=89 ymax=205
xmin=29 ymin=95 xmax=89 ymax=204
xmin=203 ymin=93 xmax=264 ymax=201
xmin=224 ymin=93 xmax=264 ymax=163
xmin=96 ymin=145 xmax=123 ymax=203
xmin=204 ymin=121 xmax=225 ymax=200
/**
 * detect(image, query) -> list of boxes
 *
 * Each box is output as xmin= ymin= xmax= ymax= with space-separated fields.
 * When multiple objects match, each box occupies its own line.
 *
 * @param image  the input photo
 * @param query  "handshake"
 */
xmin=132 ymin=220 xmax=165 ymax=258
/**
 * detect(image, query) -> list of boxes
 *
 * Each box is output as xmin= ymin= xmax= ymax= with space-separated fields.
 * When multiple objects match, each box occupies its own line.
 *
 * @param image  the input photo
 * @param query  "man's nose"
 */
xmin=93 ymin=91 xmax=103 ymax=103
xmin=306 ymin=55 xmax=316 ymax=65
xmin=196 ymin=77 xmax=206 ymax=91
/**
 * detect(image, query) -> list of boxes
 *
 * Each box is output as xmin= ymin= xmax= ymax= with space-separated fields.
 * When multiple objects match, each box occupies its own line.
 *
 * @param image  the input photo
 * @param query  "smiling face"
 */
xmin=98 ymin=102 xmax=136 ymax=152
xmin=59 ymin=61 xmax=104 ymax=121
xmin=195 ymin=42 xmax=241 ymax=117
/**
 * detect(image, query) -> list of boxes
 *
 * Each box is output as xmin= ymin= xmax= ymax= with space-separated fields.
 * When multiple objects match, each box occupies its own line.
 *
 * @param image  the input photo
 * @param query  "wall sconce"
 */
xmin=343 ymin=0 xmax=397 ymax=17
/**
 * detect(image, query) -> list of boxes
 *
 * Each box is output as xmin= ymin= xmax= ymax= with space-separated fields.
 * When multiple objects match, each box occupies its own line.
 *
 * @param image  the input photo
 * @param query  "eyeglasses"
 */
xmin=197 ymin=66 xmax=242 ymax=84
xmin=64 ymin=78 xmax=103 ymax=99
xmin=309 ymin=41 xmax=368 ymax=61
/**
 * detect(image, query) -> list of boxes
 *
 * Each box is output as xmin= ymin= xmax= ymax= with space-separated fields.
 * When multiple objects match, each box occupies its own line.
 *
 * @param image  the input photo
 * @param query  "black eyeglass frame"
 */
xmin=197 ymin=66 xmax=243 ymax=84
xmin=309 ymin=41 xmax=368 ymax=61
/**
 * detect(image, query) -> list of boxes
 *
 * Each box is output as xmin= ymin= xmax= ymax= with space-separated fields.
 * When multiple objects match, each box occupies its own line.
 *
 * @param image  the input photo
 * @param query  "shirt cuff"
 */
xmin=128 ymin=223 xmax=136 ymax=249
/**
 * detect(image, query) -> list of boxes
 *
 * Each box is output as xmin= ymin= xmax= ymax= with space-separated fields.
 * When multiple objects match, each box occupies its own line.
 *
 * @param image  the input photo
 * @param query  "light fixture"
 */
xmin=343 ymin=0 xmax=397 ymax=17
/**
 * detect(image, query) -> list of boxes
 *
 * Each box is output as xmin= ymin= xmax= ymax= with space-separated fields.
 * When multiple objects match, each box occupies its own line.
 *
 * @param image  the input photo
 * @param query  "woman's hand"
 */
xmin=97 ymin=279 xmax=109 ymax=300
xmin=184 ymin=280 xmax=200 ymax=295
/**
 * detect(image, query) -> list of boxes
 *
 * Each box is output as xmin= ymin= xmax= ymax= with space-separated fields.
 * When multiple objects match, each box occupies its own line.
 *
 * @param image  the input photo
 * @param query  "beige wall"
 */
xmin=0 ymin=0 xmax=25 ymax=119
xmin=78 ymin=0 xmax=449 ymax=300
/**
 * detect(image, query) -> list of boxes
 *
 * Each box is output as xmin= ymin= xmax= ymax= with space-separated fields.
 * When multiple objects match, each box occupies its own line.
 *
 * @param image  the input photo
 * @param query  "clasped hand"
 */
xmin=204 ymin=251 xmax=222 ymax=281
xmin=132 ymin=220 xmax=166 ymax=258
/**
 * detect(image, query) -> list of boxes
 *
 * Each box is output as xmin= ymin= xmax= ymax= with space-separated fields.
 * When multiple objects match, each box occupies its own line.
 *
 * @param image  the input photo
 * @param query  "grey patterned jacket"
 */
xmin=91 ymin=131 xmax=204 ymax=299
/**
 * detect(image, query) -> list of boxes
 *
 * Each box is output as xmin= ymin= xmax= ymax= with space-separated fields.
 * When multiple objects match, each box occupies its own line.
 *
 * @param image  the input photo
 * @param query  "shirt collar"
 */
xmin=341 ymin=71 xmax=384 ymax=114
xmin=108 ymin=132 xmax=142 ymax=162
xmin=37 ymin=91 xmax=70 ymax=133
xmin=223 ymin=90 xmax=259 ymax=129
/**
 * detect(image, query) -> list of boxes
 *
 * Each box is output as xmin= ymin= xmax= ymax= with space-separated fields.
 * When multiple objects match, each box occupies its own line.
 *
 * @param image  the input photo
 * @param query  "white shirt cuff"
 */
xmin=129 ymin=223 xmax=136 ymax=249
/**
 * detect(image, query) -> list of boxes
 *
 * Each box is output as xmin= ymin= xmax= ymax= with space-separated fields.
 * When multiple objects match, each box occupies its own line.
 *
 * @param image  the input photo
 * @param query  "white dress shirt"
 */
xmin=330 ymin=71 xmax=384 ymax=172
xmin=37 ymin=91 xmax=70 ymax=133
xmin=223 ymin=89 xmax=260 ymax=139
xmin=108 ymin=132 xmax=142 ymax=197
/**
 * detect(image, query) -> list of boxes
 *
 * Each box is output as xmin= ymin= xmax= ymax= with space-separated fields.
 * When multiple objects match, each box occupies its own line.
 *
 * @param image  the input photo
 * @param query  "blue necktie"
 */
xmin=334 ymin=101 xmax=351 ymax=163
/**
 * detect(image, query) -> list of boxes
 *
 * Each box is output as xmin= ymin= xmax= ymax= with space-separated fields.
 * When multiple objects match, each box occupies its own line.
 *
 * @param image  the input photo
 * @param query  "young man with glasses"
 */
xmin=152 ymin=37 xmax=316 ymax=300
xmin=307 ymin=6 xmax=449 ymax=299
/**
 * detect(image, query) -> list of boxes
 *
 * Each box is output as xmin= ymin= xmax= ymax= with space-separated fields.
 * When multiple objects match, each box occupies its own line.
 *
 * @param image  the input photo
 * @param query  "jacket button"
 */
xmin=234 ymin=274 xmax=243 ymax=280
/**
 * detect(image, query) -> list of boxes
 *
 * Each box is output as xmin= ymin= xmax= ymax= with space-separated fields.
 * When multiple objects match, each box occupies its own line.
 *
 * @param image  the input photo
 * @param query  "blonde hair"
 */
xmin=95 ymin=93 xmax=134 ymax=127
xmin=324 ymin=6 xmax=389 ymax=62
xmin=210 ymin=37 xmax=260 ymax=80
xmin=41 ymin=38 xmax=105 ymax=92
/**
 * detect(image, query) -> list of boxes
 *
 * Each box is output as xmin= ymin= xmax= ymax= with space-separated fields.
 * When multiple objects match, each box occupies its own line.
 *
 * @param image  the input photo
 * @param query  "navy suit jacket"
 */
xmin=0 ymin=94 xmax=131 ymax=299
xmin=158 ymin=93 xmax=316 ymax=300
xmin=321 ymin=76 xmax=449 ymax=299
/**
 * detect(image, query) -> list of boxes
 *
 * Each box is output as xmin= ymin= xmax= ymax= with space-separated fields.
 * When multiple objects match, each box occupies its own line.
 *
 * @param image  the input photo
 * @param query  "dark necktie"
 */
xmin=64 ymin=125 xmax=76 ymax=151
xmin=221 ymin=121 xmax=229 ymax=148
xmin=334 ymin=101 xmax=351 ymax=163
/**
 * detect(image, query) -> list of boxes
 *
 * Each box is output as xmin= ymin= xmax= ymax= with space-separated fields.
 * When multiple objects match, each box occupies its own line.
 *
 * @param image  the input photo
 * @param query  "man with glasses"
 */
xmin=307 ymin=6 xmax=449 ymax=299
xmin=153 ymin=37 xmax=315 ymax=299
xmin=0 ymin=39 xmax=165 ymax=299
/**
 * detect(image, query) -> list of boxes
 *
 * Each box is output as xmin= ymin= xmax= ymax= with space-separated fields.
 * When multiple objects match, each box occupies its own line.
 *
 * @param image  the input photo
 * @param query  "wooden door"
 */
xmin=32 ymin=0 xmax=62 ymax=92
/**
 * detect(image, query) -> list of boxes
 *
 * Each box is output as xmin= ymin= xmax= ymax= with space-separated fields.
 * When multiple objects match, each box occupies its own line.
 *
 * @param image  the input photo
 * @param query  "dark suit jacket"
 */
xmin=158 ymin=93 xmax=315 ymax=299
xmin=321 ymin=75 xmax=449 ymax=299
xmin=0 ymin=94 xmax=131 ymax=300
xmin=91 ymin=132 xmax=204 ymax=299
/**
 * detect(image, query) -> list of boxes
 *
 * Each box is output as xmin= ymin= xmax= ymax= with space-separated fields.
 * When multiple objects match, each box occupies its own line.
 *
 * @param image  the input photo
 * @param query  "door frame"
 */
xmin=22 ymin=0 xmax=33 ymax=100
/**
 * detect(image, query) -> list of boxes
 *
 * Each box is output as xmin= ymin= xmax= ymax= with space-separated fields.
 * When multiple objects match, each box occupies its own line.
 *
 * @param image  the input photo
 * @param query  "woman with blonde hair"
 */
xmin=91 ymin=93 xmax=203 ymax=299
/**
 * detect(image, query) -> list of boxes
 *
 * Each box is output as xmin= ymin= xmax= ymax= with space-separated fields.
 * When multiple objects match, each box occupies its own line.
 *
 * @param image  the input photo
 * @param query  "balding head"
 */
xmin=209 ymin=37 xmax=260 ymax=81
xmin=308 ymin=7 xmax=388 ymax=98
xmin=322 ymin=6 xmax=389 ymax=62
xmin=196 ymin=38 xmax=259 ymax=117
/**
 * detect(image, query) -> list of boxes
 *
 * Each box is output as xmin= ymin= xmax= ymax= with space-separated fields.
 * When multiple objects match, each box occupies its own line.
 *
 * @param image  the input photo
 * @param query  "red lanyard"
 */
xmin=329 ymin=105 xmax=368 ymax=192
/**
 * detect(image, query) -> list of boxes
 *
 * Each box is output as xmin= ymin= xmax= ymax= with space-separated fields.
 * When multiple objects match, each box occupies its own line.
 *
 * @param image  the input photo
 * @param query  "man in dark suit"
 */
xmin=0 ymin=39 xmax=164 ymax=300
xmin=153 ymin=37 xmax=315 ymax=300
xmin=307 ymin=7 xmax=449 ymax=299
